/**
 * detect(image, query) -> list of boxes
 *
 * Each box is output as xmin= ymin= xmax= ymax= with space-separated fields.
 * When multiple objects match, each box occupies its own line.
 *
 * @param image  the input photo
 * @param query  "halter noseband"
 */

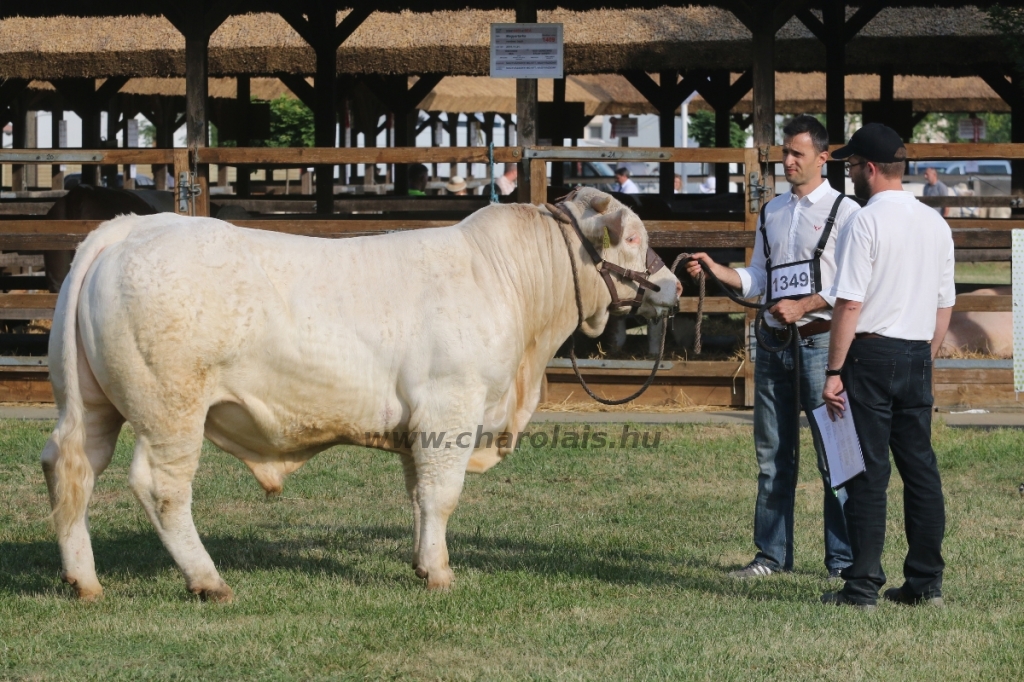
xmin=544 ymin=198 xmax=664 ymax=314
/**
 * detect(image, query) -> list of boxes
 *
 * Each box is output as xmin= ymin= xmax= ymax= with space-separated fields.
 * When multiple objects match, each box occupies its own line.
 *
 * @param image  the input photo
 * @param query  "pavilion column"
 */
xmin=823 ymin=0 xmax=846 ymax=191
xmin=11 ymin=98 xmax=26 ymax=192
xmin=516 ymin=0 xmax=538 ymax=204
xmin=798 ymin=0 xmax=884 ymax=190
xmin=165 ymin=1 xmax=239 ymax=215
xmin=236 ymin=75 xmax=251 ymax=197
xmin=362 ymin=74 xmax=444 ymax=195
xmin=623 ymin=69 xmax=703 ymax=198
xmin=551 ymin=77 xmax=566 ymax=188
xmin=51 ymin=105 xmax=64 ymax=190
xmin=281 ymin=4 xmax=373 ymax=213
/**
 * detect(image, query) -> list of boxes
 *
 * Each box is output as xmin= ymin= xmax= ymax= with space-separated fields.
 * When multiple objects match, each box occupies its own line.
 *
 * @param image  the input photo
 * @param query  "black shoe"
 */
xmin=883 ymin=586 xmax=944 ymax=607
xmin=821 ymin=591 xmax=876 ymax=611
xmin=827 ymin=567 xmax=845 ymax=582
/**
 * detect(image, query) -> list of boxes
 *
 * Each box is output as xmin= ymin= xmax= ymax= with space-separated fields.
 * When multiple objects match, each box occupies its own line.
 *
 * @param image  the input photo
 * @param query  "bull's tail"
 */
xmin=50 ymin=217 xmax=136 ymax=535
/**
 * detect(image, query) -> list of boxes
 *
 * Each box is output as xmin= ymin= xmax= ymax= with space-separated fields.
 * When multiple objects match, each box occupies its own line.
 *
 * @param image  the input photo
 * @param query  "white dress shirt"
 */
xmin=614 ymin=178 xmax=641 ymax=194
xmin=830 ymin=190 xmax=956 ymax=341
xmin=735 ymin=180 xmax=860 ymax=328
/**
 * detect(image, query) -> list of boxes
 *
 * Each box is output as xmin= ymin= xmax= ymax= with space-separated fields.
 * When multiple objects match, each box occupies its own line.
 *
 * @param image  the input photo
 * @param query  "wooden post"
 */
xmin=103 ymin=98 xmax=119 ymax=188
xmin=173 ymin=149 xmax=189 ymax=215
xmin=236 ymin=75 xmax=251 ymax=197
xmin=184 ymin=31 xmax=210 ymax=216
xmin=823 ymin=0 xmax=846 ymax=191
xmin=1012 ymin=73 xmax=1024 ymax=217
xmin=516 ymin=0 xmax=538 ymax=203
xmin=712 ymin=71 xmax=732 ymax=194
xmin=11 ymin=99 xmax=25 ymax=192
xmin=51 ymin=108 xmax=64 ymax=190
xmin=314 ymin=44 xmax=337 ymax=211
xmin=743 ymin=146 xmax=761 ymax=407
xmin=658 ymin=71 xmax=677 ymax=199
xmin=747 ymin=12 xmax=776 ymax=408
xmin=551 ymin=77 xmax=566 ymax=188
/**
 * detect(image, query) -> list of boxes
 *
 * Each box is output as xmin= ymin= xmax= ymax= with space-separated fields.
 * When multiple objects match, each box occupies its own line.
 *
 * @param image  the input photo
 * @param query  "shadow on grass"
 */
xmin=1 ymin=524 xmax=809 ymax=603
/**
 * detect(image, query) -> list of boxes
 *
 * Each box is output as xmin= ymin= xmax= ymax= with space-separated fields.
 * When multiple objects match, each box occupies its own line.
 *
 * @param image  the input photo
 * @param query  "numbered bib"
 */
xmin=768 ymin=259 xmax=819 ymax=301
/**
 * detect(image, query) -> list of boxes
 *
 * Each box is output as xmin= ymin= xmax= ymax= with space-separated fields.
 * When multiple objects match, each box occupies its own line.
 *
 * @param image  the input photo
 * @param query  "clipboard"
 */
xmin=811 ymin=396 xmax=866 ymax=488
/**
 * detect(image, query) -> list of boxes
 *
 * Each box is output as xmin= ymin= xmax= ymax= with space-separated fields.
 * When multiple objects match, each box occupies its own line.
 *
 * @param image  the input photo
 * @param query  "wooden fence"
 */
xmin=0 ymin=144 xmax=1018 ymax=408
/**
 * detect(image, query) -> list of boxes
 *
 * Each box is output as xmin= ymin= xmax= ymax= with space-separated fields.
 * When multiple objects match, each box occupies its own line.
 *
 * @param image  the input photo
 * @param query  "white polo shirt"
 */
xmin=830 ymin=190 xmax=956 ymax=341
xmin=735 ymin=180 xmax=860 ymax=328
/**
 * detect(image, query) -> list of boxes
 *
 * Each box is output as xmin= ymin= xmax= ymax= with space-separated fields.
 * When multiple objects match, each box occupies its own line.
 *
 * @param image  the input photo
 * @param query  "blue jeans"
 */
xmin=752 ymin=331 xmax=853 ymax=572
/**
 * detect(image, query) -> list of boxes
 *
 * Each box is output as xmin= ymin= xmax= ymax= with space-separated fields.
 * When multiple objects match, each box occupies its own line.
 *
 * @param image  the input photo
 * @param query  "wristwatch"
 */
xmin=825 ymin=368 xmax=842 ymax=377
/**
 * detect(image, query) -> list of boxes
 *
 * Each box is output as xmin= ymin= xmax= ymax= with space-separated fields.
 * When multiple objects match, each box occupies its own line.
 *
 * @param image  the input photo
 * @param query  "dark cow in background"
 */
xmin=43 ymin=186 xmax=166 ymax=292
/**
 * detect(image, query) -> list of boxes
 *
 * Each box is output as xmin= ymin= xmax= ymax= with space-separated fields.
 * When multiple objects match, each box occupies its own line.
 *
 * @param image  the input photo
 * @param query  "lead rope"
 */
xmin=555 ymin=219 xmax=668 ymax=405
xmin=671 ymin=253 xmax=801 ymax=507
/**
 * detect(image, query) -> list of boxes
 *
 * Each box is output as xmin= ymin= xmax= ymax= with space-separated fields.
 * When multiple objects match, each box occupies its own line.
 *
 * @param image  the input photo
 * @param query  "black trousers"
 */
xmin=839 ymin=337 xmax=946 ymax=604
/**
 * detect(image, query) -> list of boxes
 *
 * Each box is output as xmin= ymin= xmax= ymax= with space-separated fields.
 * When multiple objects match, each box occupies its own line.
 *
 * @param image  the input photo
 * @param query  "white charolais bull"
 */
xmin=42 ymin=188 xmax=680 ymax=600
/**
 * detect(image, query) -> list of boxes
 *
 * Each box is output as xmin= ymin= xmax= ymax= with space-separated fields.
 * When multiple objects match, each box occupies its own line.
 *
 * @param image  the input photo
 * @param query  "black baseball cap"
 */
xmin=831 ymin=123 xmax=906 ymax=163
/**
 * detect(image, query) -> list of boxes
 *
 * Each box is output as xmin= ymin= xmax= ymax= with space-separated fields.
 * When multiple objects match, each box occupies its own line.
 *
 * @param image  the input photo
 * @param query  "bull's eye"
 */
xmin=626 ymin=234 xmax=639 ymax=244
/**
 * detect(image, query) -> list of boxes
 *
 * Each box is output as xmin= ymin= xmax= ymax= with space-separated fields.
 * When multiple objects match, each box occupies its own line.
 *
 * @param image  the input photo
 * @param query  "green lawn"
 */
xmin=1 ymin=419 xmax=1023 ymax=681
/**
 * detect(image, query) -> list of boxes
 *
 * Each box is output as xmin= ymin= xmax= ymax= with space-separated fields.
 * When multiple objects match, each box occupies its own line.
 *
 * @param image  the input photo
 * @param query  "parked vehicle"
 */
xmin=909 ymin=160 xmax=1011 ymax=176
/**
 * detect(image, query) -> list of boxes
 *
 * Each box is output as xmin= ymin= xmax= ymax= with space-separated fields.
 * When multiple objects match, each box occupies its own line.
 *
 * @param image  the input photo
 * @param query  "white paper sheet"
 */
xmin=812 ymin=399 xmax=866 ymax=488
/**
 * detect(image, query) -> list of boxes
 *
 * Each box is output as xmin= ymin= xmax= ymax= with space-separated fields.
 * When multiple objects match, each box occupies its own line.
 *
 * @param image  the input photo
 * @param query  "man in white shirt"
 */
xmin=613 ymin=167 xmax=641 ymax=194
xmin=821 ymin=123 xmax=954 ymax=610
xmin=685 ymin=115 xmax=859 ymax=580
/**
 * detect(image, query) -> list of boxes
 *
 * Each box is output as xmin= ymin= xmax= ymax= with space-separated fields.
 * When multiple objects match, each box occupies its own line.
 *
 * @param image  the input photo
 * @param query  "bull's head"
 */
xmin=560 ymin=188 xmax=681 ymax=335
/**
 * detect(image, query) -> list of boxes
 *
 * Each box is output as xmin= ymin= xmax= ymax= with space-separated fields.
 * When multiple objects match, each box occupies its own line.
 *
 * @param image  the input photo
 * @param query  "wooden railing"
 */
xmin=2 ymin=143 xmax=1021 ymax=408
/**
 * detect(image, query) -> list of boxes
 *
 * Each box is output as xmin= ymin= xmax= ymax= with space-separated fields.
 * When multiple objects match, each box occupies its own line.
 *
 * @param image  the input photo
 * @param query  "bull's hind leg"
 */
xmin=41 ymin=403 xmax=124 ymax=600
xmin=128 ymin=425 xmax=232 ymax=602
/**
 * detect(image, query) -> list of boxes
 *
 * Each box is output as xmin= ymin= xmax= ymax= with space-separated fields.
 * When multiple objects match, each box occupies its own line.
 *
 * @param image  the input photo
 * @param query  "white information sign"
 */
xmin=958 ymin=117 xmax=986 ymax=141
xmin=769 ymin=261 xmax=815 ymax=300
xmin=490 ymin=23 xmax=563 ymax=79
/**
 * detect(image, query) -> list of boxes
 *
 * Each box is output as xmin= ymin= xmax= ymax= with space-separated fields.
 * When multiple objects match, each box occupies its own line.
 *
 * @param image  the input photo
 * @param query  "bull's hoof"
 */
xmin=425 ymin=567 xmax=455 ymax=591
xmin=61 ymin=571 xmax=103 ymax=601
xmin=190 ymin=582 xmax=234 ymax=604
xmin=414 ymin=566 xmax=428 ymax=579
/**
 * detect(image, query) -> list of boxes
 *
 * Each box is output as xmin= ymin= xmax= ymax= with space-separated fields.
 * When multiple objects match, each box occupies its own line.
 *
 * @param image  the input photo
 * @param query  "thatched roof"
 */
xmin=27 ymin=77 xmax=293 ymax=100
xmin=0 ymin=6 xmax=1010 ymax=80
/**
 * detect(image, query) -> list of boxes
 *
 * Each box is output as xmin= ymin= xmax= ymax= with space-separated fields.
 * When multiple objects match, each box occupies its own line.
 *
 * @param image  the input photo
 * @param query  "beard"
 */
xmin=852 ymin=174 xmax=870 ymax=200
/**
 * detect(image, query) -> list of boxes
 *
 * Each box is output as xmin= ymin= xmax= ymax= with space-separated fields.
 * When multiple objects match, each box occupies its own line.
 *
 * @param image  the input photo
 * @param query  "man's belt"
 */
xmin=854 ymin=332 xmax=886 ymax=340
xmin=769 ymin=319 xmax=831 ymax=340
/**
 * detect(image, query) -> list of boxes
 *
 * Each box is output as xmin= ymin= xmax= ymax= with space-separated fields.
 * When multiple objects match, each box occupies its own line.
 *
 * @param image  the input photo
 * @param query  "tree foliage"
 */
xmin=688 ymin=110 xmax=748 ymax=148
xmin=913 ymin=113 xmax=1011 ymax=144
xmin=265 ymin=96 xmax=315 ymax=148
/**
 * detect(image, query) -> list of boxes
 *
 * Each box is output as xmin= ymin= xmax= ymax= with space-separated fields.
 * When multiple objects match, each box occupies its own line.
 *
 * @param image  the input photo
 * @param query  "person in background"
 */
xmin=922 ymin=167 xmax=950 ymax=217
xmin=614 ymin=167 xmax=640 ymax=194
xmin=674 ymin=173 xmax=683 ymax=193
xmin=446 ymin=176 xmax=468 ymax=196
xmin=495 ymin=163 xmax=518 ymax=196
xmin=408 ymin=164 xmax=429 ymax=196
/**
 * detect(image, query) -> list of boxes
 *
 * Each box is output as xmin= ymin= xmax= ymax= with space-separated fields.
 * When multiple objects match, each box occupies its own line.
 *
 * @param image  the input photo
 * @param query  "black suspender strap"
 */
xmin=813 ymin=194 xmax=846 ymax=259
xmin=758 ymin=202 xmax=770 ymax=266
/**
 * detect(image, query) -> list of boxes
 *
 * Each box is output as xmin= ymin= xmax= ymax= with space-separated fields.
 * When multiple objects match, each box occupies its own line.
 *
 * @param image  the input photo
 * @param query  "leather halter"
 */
xmin=544 ymin=200 xmax=664 ymax=313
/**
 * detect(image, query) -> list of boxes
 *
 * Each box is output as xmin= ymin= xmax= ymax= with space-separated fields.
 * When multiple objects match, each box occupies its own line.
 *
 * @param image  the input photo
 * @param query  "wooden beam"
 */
xmin=843 ymin=0 xmax=885 ymax=43
xmin=279 ymin=74 xmax=315 ymax=109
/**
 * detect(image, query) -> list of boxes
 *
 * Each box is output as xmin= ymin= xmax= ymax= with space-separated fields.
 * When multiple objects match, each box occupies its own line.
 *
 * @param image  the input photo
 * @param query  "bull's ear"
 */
xmin=589 ymin=194 xmax=612 ymax=215
xmin=602 ymin=210 xmax=625 ymax=246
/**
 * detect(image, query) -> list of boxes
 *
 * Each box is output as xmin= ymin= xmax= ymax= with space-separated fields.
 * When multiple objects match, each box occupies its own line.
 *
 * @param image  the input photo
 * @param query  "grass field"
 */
xmin=2 ymin=418 xmax=1023 ymax=681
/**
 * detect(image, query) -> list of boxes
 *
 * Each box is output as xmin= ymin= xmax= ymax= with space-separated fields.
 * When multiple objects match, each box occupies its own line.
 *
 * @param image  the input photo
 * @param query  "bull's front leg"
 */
xmin=411 ymin=427 xmax=475 ymax=590
xmin=398 ymin=452 xmax=422 ymax=571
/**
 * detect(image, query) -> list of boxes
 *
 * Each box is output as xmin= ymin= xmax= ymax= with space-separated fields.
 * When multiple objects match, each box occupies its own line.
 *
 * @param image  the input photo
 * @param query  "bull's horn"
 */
xmin=590 ymin=194 xmax=612 ymax=214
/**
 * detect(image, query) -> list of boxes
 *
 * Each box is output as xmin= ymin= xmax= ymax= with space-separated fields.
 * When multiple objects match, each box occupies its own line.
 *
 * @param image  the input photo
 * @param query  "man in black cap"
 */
xmin=821 ymin=123 xmax=955 ymax=610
